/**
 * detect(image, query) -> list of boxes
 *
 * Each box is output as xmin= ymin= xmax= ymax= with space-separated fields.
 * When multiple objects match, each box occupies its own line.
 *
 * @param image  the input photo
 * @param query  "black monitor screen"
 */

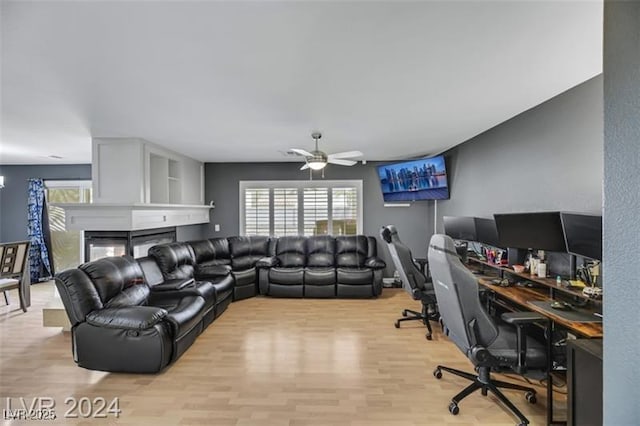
xmin=475 ymin=218 xmax=502 ymax=248
xmin=443 ymin=216 xmax=476 ymax=241
xmin=494 ymin=212 xmax=566 ymax=252
xmin=561 ymin=213 xmax=602 ymax=260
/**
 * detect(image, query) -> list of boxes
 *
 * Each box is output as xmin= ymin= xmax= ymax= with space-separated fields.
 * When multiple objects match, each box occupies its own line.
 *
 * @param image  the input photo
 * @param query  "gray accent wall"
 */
xmin=204 ymin=162 xmax=433 ymax=274
xmin=603 ymin=1 xmax=640 ymax=423
xmin=0 ymin=164 xmax=92 ymax=242
xmin=436 ymin=75 xmax=603 ymax=229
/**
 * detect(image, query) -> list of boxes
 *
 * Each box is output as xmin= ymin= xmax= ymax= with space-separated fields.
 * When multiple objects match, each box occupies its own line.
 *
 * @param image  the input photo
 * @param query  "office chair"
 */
xmin=380 ymin=225 xmax=438 ymax=340
xmin=428 ymin=234 xmax=547 ymax=426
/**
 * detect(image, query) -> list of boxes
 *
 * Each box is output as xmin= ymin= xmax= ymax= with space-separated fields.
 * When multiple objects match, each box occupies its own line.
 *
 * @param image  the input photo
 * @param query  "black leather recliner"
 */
xmin=257 ymin=236 xmax=306 ymax=297
xmin=228 ymin=236 xmax=272 ymax=300
xmin=146 ymin=242 xmax=233 ymax=325
xmin=335 ymin=235 xmax=385 ymax=297
xmin=55 ymin=256 xmax=206 ymax=373
xmin=304 ymin=235 xmax=337 ymax=297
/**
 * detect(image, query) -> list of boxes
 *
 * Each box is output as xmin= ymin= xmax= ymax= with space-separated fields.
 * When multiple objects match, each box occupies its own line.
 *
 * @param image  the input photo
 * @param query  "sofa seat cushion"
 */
xmin=304 ymin=268 xmax=336 ymax=286
xmin=232 ymin=268 xmax=257 ymax=287
xmin=162 ymin=296 xmax=205 ymax=339
xmin=210 ymin=275 xmax=234 ymax=302
xmin=195 ymin=264 xmax=232 ymax=280
xmin=269 ymin=267 xmax=304 ymax=285
xmin=337 ymin=268 xmax=373 ymax=285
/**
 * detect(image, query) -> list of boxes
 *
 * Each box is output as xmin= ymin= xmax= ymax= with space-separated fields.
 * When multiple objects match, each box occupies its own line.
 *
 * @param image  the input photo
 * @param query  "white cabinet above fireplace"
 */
xmin=54 ymin=138 xmax=212 ymax=231
xmin=92 ymin=137 xmax=205 ymax=205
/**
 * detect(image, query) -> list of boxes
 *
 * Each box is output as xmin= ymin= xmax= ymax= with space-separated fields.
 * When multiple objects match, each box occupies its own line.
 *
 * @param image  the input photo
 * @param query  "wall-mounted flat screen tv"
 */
xmin=475 ymin=217 xmax=502 ymax=248
xmin=443 ymin=216 xmax=476 ymax=241
xmin=494 ymin=211 xmax=567 ymax=252
xmin=377 ymin=155 xmax=449 ymax=202
xmin=560 ymin=213 xmax=602 ymax=260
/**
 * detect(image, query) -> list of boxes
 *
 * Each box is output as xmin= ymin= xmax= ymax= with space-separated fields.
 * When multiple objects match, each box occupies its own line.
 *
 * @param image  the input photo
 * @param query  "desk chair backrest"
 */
xmin=380 ymin=225 xmax=429 ymax=295
xmin=0 ymin=241 xmax=30 ymax=278
xmin=428 ymin=234 xmax=498 ymax=352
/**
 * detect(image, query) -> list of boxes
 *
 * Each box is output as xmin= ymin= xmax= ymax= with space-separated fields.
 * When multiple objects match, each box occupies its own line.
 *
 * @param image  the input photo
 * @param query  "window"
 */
xmin=44 ymin=180 xmax=92 ymax=272
xmin=240 ymin=180 xmax=362 ymax=236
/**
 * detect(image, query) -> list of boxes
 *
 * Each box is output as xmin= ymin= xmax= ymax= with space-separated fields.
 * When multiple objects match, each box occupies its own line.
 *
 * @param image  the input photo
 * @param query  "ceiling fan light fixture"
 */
xmin=308 ymin=160 xmax=327 ymax=170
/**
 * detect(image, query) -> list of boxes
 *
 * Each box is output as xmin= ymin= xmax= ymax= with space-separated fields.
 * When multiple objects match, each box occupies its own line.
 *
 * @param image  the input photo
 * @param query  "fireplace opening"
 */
xmin=84 ymin=227 xmax=176 ymax=262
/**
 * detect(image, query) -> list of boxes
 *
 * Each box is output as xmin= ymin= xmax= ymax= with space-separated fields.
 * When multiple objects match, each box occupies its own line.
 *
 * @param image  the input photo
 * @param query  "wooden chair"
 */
xmin=0 ymin=241 xmax=30 ymax=312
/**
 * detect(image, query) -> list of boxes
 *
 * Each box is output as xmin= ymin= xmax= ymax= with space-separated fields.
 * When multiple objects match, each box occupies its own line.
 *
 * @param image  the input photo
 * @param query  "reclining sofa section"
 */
xmin=54 ymin=234 xmax=385 ymax=373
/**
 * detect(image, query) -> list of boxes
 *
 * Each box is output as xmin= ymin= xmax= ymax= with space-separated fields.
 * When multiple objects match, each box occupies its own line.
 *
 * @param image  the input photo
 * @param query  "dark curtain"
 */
xmin=27 ymin=178 xmax=54 ymax=281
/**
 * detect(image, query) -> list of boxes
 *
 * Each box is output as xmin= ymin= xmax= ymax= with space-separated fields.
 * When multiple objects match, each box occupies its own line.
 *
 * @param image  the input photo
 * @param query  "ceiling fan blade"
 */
xmin=300 ymin=163 xmax=310 ymax=170
xmin=328 ymin=150 xmax=363 ymax=159
xmin=290 ymin=148 xmax=313 ymax=157
xmin=328 ymin=158 xmax=357 ymax=166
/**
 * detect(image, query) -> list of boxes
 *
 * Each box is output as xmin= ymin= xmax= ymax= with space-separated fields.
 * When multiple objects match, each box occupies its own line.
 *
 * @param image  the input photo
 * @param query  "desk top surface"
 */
xmin=474 ymin=274 xmax=603 ymax=339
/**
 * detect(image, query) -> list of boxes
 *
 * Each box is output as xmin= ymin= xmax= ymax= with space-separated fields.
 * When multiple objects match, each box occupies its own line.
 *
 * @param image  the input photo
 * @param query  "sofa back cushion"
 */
xmin=188 ymin=240 xmax=215 ymax=264
xmin=148 ymin=242 xmax=195 ymax=280
xmin=55 ymin=268 xmax=104 ymax=326
xmin=229 ymin=236 xmax=270 ymax=270
xmin=208 ymin=238 xmax=232 ymax=265
xmin=79 ymin=256 xmax=149 ymax=306
xmin=335 ymin=235 xmax=368 ymax=268
xmin=307 ymin=236 xmax=335 ymax=267
xmin=275 ymin=236 xmax=307 ymax=267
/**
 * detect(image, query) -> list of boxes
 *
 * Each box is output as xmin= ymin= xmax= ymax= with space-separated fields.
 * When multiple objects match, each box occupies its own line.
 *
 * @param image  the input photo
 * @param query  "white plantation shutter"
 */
xmin=244 ymin=188 xmax=270 ymax=236
xmin=331 ymin=187 xmax=358 ymax=235
xmin=273 ymin=188 xmax=298 ymax=236
xmin=240 ymin=181 xmax=361 ymax=236
xmin=303 ymin=188 xmax=329 ymax=236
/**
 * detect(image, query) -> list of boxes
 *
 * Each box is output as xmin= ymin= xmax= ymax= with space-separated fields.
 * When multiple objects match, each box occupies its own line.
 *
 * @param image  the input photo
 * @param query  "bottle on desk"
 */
xmin=537 ymin=262 xmax=547 ymax=278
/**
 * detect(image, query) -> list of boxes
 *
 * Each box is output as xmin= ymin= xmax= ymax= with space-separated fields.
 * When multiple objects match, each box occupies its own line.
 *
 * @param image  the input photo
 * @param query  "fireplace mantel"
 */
xmin=53 ymin=203 xmax=213 ymax=231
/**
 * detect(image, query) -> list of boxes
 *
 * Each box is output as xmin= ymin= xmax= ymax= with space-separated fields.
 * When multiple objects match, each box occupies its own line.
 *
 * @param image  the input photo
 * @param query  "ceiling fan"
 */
xmin=290 ymin=132 xmax=363 ymax=170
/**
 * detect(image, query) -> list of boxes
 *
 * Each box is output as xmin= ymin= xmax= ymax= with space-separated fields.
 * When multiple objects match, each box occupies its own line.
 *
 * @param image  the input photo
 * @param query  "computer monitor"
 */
xmin=474 ymin=218 xmax=502 ymax=248
xmin=443 ymin=216 xmax=477 ymax=241
xmin=561 ymin=213 xmax=602 ymax=261
xmin=494 ymin=212 xmax=567 ymax=252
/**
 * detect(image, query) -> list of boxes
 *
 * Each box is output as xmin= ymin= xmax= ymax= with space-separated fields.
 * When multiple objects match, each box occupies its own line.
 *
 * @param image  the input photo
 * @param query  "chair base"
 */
xmin=433 ymin=365 xmax=537 ymax=426
xmin=394 ymin=304 xmax=437 ymax=340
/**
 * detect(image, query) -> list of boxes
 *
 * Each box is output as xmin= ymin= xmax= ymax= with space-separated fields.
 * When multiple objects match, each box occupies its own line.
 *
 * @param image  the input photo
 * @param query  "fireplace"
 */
xmin=84 ymin=227 xmax=176 ymax=262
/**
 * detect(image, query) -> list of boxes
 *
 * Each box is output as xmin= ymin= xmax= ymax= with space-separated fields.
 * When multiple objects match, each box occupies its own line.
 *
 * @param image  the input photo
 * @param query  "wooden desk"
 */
xmin=468 ymin=259 xmax=603 ymax=338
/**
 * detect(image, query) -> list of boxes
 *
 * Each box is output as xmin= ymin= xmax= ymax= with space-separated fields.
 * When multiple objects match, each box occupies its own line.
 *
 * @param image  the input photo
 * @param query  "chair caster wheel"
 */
xmin=448 ymin=402 xmax=459 ymax=415
xmin=433 ymin=368 xmax=442 ymax=379
xmin=402 ymin=310 xmax=408 ymax=317
xmin=481 ymin=387 xmax=488 ymax=396
xmin=525 ymin=391 xmax=537 ymax=404
xmin=394 ymin=321 xmax=400 ymax=328
xmin=425 ymin=334 xmax=432 ymax=340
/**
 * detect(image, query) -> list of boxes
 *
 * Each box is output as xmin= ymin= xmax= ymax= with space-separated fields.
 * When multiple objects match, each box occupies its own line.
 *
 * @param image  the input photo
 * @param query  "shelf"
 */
xmin=468 ymin=256 xmax=602 ymax=304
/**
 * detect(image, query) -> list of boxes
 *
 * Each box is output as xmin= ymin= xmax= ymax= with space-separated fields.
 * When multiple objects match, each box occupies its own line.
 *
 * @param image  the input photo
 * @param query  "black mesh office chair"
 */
xmin=428 ymin=234 xmax=547 ymax=426
xmin=380 ymin=225 xmax=438 ymax=340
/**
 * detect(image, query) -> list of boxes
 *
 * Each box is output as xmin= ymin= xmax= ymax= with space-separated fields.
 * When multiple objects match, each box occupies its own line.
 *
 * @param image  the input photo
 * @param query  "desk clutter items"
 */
xmin=483 ymin=247 xmax=508 ymax=265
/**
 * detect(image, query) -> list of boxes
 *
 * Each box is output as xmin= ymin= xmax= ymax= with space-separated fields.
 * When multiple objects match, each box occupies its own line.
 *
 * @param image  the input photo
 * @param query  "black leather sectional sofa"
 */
xmin=55 ymin=235 xmax=385 ymax=373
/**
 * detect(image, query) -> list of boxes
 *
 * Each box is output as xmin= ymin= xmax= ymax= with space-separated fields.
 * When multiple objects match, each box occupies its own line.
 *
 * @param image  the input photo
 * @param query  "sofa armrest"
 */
xmin=365 ymin=257 xmax=386 ymax=270
xmin=86 ymin=306 xmax=168 ymax=330
xmin=256 ymin=256 xmax=279 ymax=268
xmin=151 ymin=278 xmax=194 ymax=292
xmin=195 ymin=264 xmax=231 ymax=279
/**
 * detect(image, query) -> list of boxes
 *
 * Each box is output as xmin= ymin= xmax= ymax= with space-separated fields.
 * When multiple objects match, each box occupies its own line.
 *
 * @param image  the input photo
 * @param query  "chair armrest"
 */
xmin=501 ymin=312 xmax=547 ymax=325
xmin=256 ymin=256 xmax=279 ymax=268
xmin=501 ymin=312 xmax=548 ymax=374
xmin=365 ymin=257 xmax=386 ymax=270
xmin=151 ymin=278 xmax=194 ymax=292
xmin=86 ymin=306 xmax=167 ymax=330
xmin=195 ymin=264 xmax=231 ymax=279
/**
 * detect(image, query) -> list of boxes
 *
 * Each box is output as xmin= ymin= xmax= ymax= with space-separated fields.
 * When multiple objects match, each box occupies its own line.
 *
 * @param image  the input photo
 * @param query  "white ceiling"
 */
xmin=0 ymin=1 xmax=602 ymax=165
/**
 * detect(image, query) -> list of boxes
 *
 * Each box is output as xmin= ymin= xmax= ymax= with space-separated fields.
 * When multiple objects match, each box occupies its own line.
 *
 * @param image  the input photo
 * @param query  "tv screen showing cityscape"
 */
xmin=377 ymin=155 xmax=449 ymax=201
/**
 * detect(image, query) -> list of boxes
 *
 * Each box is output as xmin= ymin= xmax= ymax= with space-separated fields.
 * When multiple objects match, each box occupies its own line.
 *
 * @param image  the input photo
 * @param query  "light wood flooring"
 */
xmin=0 ymin=283 xmax=561 ymax=425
